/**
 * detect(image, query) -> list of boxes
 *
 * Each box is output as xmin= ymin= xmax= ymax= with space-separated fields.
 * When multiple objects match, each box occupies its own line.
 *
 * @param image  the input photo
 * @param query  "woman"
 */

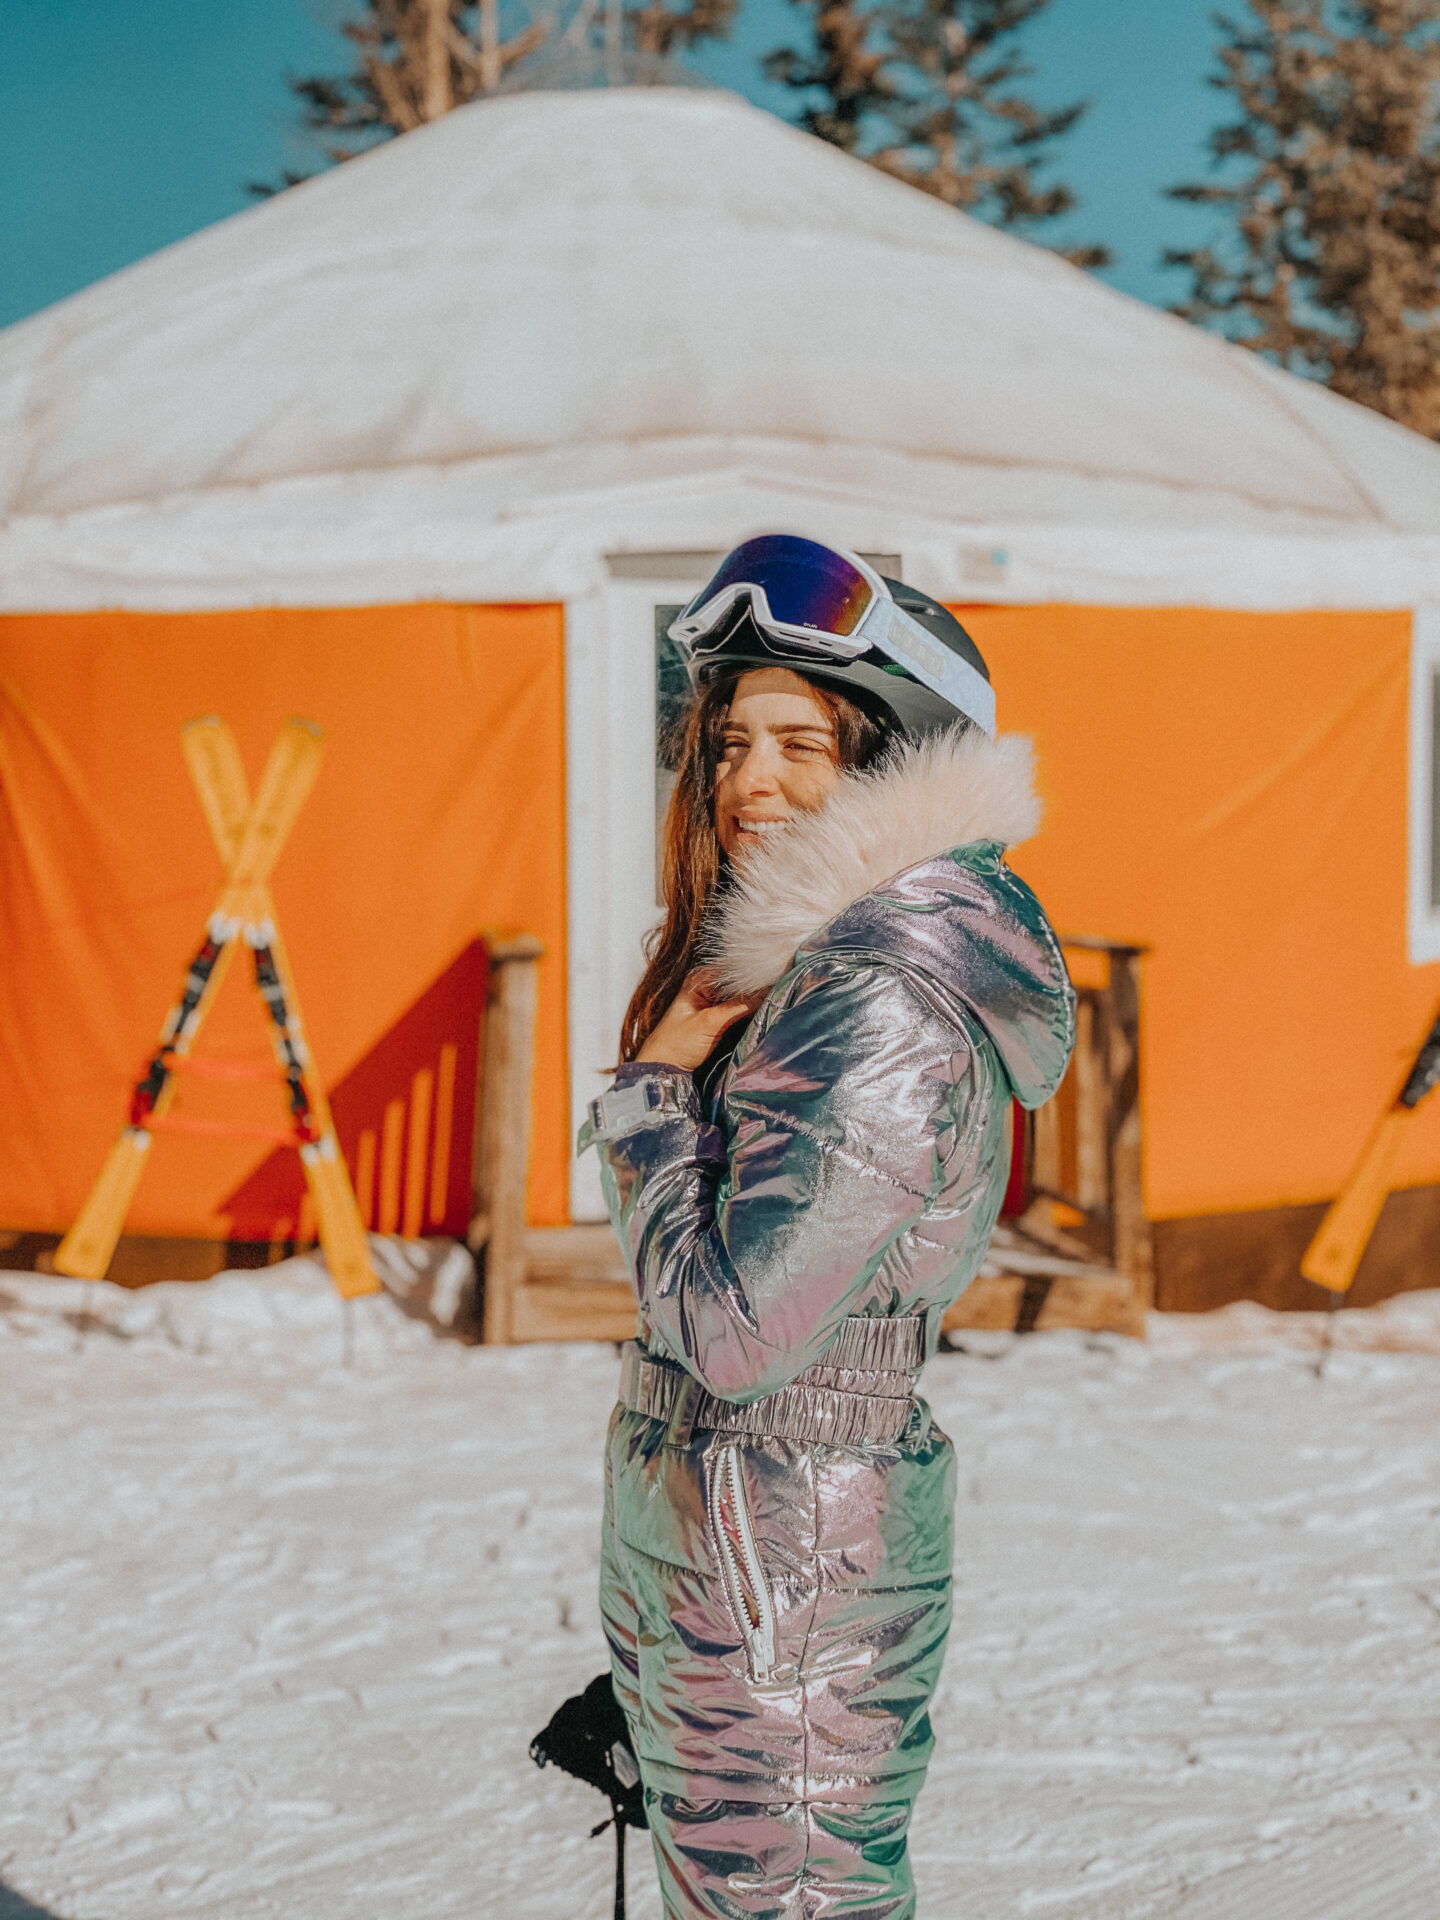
xmin=581 ymin=536 xmax=1075 ymax=1917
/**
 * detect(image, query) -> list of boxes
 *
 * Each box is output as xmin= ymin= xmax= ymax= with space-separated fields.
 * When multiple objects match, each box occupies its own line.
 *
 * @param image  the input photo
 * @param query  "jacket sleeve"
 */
xmin=582 ymin=959 xmax=985 ymax=1402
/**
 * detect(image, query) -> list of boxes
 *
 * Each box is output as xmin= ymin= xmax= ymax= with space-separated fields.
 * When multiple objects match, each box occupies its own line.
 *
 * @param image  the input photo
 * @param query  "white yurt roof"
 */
xmin=5 ymin=84 xmax=1440 ymax=612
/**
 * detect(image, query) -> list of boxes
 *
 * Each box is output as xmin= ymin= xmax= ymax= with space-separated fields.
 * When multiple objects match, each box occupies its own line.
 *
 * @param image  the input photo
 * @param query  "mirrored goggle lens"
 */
xmin=680 ymin=536 xmax=874 ymax=641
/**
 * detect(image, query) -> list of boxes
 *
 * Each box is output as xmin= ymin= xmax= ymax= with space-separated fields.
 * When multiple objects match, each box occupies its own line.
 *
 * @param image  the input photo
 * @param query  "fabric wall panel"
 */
xmin=0 ymin=603 xmax=569 ymax=1239
xmin=961 ymin=605 xmax=1430 ymax=1220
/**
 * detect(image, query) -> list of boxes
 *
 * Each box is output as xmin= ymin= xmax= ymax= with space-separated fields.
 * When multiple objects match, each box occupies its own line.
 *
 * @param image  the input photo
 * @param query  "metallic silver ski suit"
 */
xmin=584 ymin=840 xmax=1074 ymax=1918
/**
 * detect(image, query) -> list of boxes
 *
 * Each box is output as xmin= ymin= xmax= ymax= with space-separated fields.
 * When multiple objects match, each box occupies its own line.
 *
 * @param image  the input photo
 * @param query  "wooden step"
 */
xmin=503 ymin=1225 xmax=636 ymax=1342
xmin=523 ymin=1224 xmax=630 ymax=1285
xmin=943 ymin=1270 xmax=1143 ymax=1338
xmin=506 ymin=1224 xmax=1142 ymax=1343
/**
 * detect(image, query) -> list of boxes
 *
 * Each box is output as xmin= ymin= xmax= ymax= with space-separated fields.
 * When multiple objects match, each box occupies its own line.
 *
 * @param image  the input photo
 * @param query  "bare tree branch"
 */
xmin=364 ymin=49 xmax=424 ymax=129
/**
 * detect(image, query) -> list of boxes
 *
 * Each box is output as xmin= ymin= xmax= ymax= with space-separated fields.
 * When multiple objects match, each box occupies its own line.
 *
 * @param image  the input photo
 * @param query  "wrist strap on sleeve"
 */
xmin=585 ymin=1070 xmax=695 ymax=1144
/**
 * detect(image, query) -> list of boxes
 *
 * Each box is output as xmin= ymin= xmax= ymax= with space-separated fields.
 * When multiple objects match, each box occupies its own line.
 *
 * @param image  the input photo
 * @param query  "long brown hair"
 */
xmin=619 ymin=667 xmax=890 ymax=1061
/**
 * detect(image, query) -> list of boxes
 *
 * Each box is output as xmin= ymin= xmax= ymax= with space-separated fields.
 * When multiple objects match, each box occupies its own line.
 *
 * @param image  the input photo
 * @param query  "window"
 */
xmin=654 ymin=605 xmax=694 ymax=899
xmin=1408 ymin=606 xmax=1440 ymax=964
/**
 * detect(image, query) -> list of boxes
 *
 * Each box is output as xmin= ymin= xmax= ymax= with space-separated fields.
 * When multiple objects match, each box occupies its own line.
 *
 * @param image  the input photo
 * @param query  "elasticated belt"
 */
xmin=618 ymin=1314 xmax=925 ymax=1448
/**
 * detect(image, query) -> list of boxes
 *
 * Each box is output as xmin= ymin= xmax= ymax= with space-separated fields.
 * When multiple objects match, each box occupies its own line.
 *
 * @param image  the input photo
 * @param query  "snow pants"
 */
xmin=600 ymin=1400 xmax=955 ymax=1920
xmin=643 ymin=1790 xmax=917 ymax=1919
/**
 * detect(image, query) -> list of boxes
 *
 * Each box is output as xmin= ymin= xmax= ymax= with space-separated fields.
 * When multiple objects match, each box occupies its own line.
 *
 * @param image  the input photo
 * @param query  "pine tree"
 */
xmin=765 ymin=0 xmax=1105 ymax=260
xmin=266 ymin=0 xmax=734 ymax=185
xmin=627 ymin=0 xmax=738 ymax=59
xmin=1166 ymin=2 xmax=1440 ymax=437
xmin=764 ymin=2 xmax=899 ymax=154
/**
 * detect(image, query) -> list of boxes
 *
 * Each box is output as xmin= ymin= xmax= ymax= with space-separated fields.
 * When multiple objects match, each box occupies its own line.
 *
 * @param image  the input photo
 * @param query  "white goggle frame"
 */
xmin=670 ymin=547 xmax=996 ymax=736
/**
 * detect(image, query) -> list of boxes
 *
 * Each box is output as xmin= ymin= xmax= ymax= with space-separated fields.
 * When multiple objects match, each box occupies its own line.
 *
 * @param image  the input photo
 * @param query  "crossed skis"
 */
xmin=55 ymin=716 xmax=379 ymax=1299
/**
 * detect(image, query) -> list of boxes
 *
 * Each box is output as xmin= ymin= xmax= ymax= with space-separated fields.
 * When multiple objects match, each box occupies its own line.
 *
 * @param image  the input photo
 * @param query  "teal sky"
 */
xmin=0 ymin=0 xmax=1230 ymax=331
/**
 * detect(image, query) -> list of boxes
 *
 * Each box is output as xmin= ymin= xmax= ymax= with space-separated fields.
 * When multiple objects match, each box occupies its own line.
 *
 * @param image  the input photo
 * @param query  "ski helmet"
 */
xmin=668 ymin=535 xmax=994 ymax=739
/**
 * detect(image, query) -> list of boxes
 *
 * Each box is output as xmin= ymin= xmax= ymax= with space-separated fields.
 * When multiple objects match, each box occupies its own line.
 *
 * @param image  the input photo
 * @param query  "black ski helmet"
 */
xmin=676 ymin=567 xmax=991 ymax=741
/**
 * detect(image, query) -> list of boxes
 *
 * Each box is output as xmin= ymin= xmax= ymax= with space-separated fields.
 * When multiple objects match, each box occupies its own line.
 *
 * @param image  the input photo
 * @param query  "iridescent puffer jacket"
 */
xmin=583 ymin=727 xmax=1075 ymax=1839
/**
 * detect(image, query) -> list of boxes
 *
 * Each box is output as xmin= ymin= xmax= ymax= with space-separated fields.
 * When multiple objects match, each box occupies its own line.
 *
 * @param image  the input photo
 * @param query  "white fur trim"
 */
xmin=707 ymin=728 xmax=1042 ymax=995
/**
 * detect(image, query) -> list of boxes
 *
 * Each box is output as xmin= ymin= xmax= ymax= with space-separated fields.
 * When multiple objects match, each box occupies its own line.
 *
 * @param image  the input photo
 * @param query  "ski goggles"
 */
xmin=668 ymin=535 xmax=996 ymax=735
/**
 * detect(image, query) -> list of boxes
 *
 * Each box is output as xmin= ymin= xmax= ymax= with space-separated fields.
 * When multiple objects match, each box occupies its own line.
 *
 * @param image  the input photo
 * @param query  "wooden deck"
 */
xmin=477 ymin=936 xmax=1154 ymax=1345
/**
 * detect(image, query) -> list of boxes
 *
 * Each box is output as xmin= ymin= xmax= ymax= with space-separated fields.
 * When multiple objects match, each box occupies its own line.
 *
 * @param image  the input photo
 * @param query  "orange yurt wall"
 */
xmin=0 ymin=603 xmax=569 ymax=1242
xmin=962 ymin=605 xmax=1436 ymax=1220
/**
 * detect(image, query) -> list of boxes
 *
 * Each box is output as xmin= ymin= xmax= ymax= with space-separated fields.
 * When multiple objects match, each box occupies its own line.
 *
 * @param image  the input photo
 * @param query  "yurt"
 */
xmin=4 ymin=84 xmax=1440 ymax=1308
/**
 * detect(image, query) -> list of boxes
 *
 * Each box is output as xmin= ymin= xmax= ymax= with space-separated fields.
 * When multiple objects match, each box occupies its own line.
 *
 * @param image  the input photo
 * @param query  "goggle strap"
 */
xmin=862 ymin=602 xmax=996 ymax=734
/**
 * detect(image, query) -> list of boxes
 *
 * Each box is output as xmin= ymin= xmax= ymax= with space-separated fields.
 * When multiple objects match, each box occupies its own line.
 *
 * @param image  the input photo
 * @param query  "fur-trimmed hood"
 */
xmin=705 ymin=727 xmax=1073 ymax=1107
xmin=708 ymin=726 xmax=1043 ymax=995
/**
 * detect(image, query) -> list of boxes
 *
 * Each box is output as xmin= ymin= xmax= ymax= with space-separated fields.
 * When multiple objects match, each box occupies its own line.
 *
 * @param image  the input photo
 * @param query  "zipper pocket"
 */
xmin=708 ymin=1439 xmax=776 ymax=1683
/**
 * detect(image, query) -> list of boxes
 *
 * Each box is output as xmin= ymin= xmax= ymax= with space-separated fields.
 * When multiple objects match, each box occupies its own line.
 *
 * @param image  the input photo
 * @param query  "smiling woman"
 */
xmin=579 ymin=535 xmax=1075 ymax=1919
xmin=631 ymin=664 xmax=887 ymax=1073
xmin=622 ymin=649 xmax=890 ymax=1063
xmin=715 ymin=667 xmax=844 ymax=857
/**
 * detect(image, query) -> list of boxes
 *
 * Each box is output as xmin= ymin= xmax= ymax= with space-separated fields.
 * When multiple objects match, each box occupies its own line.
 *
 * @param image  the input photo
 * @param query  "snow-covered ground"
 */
xmin=2 ymin=1266 xmax=1438 ymax=1920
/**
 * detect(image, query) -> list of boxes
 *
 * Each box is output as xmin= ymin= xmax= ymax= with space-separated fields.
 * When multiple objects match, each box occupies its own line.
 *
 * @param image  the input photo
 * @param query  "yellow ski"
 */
xmin=303 ymin=1143 xmax=379 ymax=1299
xmin=1301 ymin=1006 xmax=1440 ymax=1294
xmin=1300 ymin=1108 xmax=1408 ymax=1294
xmin=55 ymin=717 xmax=378 ymax=1298
xmin=181 ymin=716 xmax=252 ymax=870
xmin=53 ymin=1129 xmax=153 ymax=1280
xmin=227 ymin=720 xmax=324 ymax=886
xmin=53 ymin=933 xmax=241 ymax=1280
xmin=248 ymin=913 xmax=379 ymax=1300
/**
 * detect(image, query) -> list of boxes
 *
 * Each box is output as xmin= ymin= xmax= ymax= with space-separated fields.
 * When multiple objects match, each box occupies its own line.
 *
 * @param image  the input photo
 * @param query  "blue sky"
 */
xmin=0 ymin=0 xmax=1232 ymax=331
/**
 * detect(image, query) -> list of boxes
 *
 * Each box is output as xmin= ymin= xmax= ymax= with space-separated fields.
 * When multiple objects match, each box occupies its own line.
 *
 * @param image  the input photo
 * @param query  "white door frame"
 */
xmin=1408 ymin=605 xmax=1440 ymax=966
xmin=563 ymin=562 xmax=714 ymax=1218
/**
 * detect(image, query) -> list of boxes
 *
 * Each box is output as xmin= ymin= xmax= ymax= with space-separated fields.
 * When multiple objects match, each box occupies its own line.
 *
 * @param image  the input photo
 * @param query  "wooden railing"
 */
xmin=471 ymin=938 xmax=636 ymax=1343
xmin=473 ymin=933 xmax=1153 ymax=1344
xmin=1024 ymin=937 xmax=1153 ymax=1309
xmin=469 ymin=935 xmax=544 ymax=1343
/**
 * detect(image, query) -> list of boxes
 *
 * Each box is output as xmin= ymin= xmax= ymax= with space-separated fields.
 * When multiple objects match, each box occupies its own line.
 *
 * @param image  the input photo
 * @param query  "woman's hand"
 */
xmin=636 ymin=970 xmax=756 ymax=1072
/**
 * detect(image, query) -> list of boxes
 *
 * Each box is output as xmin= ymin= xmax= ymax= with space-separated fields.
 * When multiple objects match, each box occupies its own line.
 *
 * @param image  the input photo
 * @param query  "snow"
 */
xmin=7 ymin=88 xmax=1440 ymax=613
xmin=3 ymin=1265 xmax=1438 ymax=1919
